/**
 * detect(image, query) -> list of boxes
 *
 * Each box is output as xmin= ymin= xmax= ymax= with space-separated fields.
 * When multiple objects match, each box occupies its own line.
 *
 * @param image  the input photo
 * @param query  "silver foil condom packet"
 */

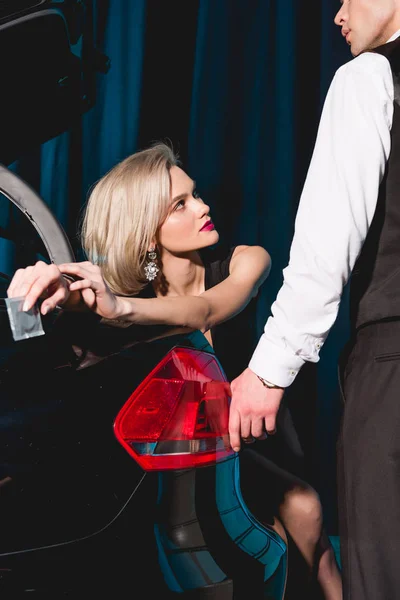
xmin=5 ymin=296 xmax=45 ymax=341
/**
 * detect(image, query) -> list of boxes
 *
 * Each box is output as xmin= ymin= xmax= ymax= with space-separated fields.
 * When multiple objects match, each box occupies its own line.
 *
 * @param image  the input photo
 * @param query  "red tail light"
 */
xmin=114 ymin=347 xmax=235 ymax=470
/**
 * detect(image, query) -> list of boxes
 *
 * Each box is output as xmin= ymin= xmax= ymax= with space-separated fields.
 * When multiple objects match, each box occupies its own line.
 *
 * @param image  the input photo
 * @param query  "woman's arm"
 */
xmin=195 ymin=244 xmax=271 ymax=331
xmin=63 ymin=245 xmax=271 ymax=330
xmin=8 ymin=246 xmax=271 ymax=331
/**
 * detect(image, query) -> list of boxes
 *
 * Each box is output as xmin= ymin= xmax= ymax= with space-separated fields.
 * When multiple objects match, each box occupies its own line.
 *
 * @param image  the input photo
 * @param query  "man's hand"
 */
xmin=228 ymin=367 xmax=285 ymax=452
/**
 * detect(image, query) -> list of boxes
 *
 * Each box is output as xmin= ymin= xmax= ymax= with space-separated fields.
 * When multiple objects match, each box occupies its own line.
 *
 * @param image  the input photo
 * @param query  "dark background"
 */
xmin=0 ymin=0 xmax=351 ymax=535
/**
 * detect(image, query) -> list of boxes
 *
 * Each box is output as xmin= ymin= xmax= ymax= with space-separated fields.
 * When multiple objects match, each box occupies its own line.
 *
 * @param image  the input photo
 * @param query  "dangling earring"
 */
xmin=144 ymin=247 xmax=159 ymax=281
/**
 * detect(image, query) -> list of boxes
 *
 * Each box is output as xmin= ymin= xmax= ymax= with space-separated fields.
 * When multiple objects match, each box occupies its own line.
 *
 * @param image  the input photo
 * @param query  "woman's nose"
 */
xmin=199 ymin=202 xmax=210 ymax=217
xmin=193 ymin=197 xmax=210 ymax=216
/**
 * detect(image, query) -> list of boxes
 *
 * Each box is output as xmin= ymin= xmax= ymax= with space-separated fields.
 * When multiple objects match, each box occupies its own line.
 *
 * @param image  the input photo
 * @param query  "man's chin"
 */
xmin=347 ymin=37 xmax=365 ymax=57
xmin=350 ymin=43 xmax=363 ymax=57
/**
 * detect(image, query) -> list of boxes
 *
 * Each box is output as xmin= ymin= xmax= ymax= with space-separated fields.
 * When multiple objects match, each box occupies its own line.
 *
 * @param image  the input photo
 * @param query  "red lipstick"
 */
xmin=200 ymin=220 xmax=215 ymax=232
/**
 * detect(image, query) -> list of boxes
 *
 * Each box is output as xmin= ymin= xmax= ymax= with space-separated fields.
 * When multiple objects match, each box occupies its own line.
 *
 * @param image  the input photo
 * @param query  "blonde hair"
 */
xmin=80 ymin=142 xmax=179 ymax=296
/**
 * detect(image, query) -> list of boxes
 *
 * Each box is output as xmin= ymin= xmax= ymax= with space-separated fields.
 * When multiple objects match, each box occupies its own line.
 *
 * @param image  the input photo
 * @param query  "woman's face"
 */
xmin=157 ymin=166 xmax=219 ymax=255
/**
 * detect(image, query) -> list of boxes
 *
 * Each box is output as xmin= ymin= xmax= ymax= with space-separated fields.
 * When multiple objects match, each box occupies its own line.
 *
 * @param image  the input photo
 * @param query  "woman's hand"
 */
xmin=57 ymin=261 xmax=121 ymax=320
xmin=7 ymin=260 xmax=122 ymax=320
xmin=7 ymin=261 xmax=71 ymax=315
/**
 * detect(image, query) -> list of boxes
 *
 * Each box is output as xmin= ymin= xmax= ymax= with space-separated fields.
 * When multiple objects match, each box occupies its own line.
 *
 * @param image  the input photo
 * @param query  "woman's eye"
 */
xmin=174 ymin=199 xmax=185 ymax=211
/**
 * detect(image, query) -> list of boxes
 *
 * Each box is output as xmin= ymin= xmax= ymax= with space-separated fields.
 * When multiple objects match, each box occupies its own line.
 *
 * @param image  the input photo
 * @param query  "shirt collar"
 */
xmin=387 ymin=29 xmax=400 ymax=43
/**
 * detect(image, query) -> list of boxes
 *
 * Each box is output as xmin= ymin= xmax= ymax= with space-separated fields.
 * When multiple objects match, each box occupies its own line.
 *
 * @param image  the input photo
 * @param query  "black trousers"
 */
xmin=338 ymin=319 xmax=400 ymax=600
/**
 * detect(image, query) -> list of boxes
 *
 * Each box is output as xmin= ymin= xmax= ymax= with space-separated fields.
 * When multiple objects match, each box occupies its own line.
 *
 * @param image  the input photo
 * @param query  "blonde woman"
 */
xmin=7 ymin=142 xmax=342 ymax=599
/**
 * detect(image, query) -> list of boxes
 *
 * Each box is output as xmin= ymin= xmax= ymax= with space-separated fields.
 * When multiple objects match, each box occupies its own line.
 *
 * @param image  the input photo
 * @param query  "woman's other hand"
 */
xmin=57 ymin=261 xmax=121 ymax=320
xmin=7 ymin=261 xmax=71 ymax=315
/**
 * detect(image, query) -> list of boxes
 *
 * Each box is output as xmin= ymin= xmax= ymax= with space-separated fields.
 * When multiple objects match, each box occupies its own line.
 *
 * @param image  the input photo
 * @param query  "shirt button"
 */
xmin=316 ymin=343 xmax=321 ymax=349
xmin=289 ymin=370 xmax=295 ymax=376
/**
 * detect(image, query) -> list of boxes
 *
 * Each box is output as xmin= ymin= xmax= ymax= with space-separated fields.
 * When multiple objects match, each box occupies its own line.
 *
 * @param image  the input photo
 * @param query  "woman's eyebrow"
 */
xmin=171 ymin=180 xmax=196 ymax=204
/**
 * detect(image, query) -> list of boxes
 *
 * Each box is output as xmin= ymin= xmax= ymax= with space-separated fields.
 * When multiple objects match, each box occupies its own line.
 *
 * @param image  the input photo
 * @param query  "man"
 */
xmin=229 ymin=1 xmax=400 ymax=598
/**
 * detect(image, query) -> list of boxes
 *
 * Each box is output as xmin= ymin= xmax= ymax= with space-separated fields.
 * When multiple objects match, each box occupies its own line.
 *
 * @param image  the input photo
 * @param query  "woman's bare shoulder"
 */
xmin=230 ymin=245 xmax=271 ymax=269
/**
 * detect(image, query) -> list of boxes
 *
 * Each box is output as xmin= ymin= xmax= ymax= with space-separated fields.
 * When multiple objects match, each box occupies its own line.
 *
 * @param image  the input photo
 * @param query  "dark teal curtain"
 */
xmin=4 ymin=0 xmax=352 ymax=533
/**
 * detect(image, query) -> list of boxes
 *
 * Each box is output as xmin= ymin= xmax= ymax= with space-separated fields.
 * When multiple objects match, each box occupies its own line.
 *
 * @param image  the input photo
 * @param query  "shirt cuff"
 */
xmin=248 ymin=333 xmax=306 ymax=388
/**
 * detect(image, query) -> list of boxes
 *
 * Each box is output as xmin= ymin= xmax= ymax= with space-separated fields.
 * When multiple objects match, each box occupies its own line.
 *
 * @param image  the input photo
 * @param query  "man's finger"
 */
xmin=240 ymin=416 xmax=251 ymax=441
xmin=251 ymin=418 xmax=266 ymax=440
xmin=228 ymin=409 xmax=241 ymax=452
xmin=242 ymin=436 xmax=255 ymax=444
xmin=264 ymin=417 xmax=277 ymax=436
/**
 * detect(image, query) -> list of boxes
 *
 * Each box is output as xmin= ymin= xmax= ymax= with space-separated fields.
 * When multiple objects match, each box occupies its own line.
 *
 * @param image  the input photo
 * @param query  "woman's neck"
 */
xmin=153 ymin=250 xmax=205 ymax=297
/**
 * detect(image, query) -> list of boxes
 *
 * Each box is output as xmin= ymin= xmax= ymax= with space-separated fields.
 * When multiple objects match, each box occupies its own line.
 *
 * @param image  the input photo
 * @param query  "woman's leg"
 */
xmin=278 ymin=485 xmax=342 ymax=600
xmin=239 ymin=447 xmax=342 ymax=600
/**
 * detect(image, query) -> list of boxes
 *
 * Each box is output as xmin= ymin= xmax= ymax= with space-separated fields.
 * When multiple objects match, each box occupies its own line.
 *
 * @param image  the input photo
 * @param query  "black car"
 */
xmin=0 ymin=165 xmax=287 ymax=599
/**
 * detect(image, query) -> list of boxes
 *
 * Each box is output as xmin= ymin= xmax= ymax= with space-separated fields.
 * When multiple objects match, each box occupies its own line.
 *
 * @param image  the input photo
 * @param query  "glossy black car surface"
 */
xmin=0 ymin=166 xmax=287 ymax=599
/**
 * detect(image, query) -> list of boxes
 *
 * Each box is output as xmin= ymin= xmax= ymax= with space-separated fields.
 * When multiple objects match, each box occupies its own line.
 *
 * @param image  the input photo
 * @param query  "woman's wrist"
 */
xmin=115 ymin=296 xmax=135 ymax=321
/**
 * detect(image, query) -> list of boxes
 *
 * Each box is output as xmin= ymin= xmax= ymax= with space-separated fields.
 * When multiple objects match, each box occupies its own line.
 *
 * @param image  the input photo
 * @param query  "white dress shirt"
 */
xmin=249 ymin=30 xmax=400 ymax=388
